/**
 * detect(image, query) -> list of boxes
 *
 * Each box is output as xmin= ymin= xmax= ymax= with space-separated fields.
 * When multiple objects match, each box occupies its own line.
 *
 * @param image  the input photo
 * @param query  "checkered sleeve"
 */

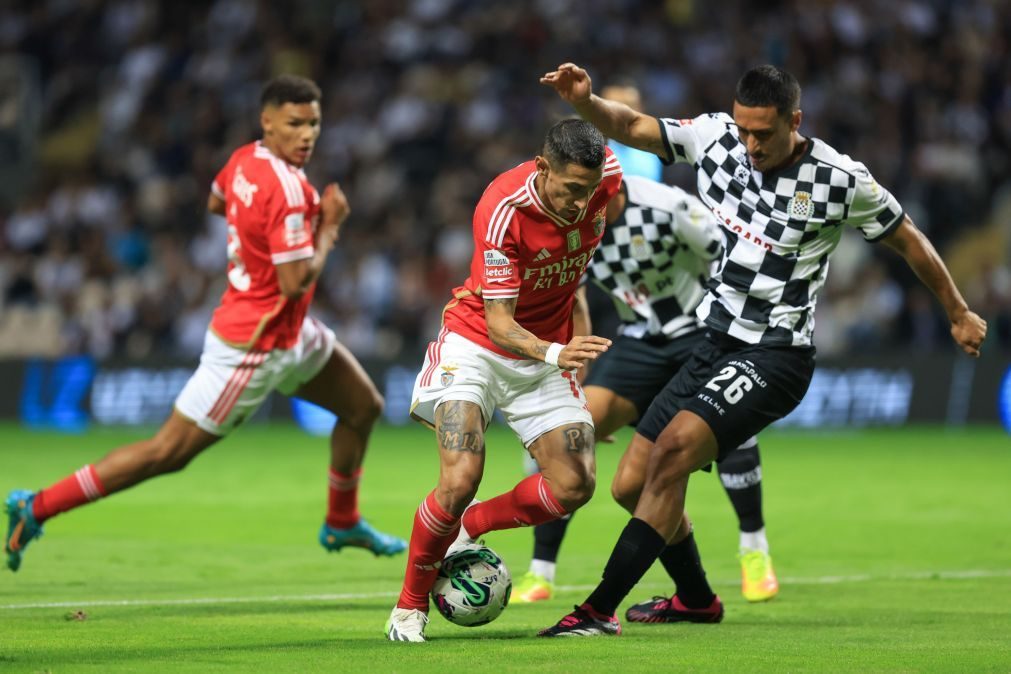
xmin=846 ymin=163 xmax=904 ymax=242
xmin=657 ymin=113 xmax=732 ymax=166
xmin=673 ymin=193 xmax=725 ymax=263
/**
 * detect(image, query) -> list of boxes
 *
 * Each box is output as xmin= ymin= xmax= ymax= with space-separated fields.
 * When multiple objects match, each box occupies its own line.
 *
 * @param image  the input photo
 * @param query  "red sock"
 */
xmin=32 ymin=465 xmax=107 ymax=524
xmin=462 ymin=474 xmax=566 ymax=538
xmin=397 ymin=491 xmax=460 ymax=611
xmin=325 ymin=467 xmax=361 ymax=529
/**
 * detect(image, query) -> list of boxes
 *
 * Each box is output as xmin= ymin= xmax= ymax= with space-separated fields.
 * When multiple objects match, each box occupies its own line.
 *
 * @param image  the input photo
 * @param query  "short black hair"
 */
xmin=542 ymin=119 xmax=606 ymax=170
xmin=734 ymin=65 xmax=801 ymax=118
xmin=260 ymin=74 xmax=321 ymax=109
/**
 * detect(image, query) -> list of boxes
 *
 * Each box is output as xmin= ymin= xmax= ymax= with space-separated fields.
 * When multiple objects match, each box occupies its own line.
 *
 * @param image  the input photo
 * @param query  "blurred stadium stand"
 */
xmin=0 ymin=0 xmax=1008 ymax=428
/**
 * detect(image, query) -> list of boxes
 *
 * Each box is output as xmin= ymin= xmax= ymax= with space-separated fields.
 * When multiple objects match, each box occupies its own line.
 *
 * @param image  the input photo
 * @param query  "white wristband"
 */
xmin=544 ymin=342 xmax=565 ymax=367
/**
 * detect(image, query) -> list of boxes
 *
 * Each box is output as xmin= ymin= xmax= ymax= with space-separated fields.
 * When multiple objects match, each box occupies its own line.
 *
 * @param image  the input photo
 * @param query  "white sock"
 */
xmin=740 ymin=527 xmax=769 ymax=554
xmin=529 ymin=559 xmax=556 ymax=583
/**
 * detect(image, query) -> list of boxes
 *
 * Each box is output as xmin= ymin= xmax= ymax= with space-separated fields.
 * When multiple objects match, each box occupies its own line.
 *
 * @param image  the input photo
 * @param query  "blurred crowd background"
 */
xmin=1 ymin=0 xmax=1009 ymax=363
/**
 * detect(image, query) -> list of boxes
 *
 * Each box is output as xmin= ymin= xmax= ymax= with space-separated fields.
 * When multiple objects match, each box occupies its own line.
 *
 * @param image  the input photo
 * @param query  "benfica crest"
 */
xmin=593 ymin=209 xmax=606 ymax=237
xmin=440 ymin=365 xmax=458 ymax=387
xmin=787 ymin=191 xmax=813 ymax=220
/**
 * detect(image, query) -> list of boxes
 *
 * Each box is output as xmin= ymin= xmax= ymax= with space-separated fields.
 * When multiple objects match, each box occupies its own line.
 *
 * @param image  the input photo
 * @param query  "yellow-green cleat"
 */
xmin=740 ymin=548 xmax=779 ymax=602
xmin=512 ymin=571 xmax=555 ymax=604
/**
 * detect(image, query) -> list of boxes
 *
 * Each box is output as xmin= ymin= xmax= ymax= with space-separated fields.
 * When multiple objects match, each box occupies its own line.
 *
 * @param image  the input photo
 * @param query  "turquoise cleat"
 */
xmin=5 ymin=490 xmax=43 ymax=572
xmin=319 ymin=518 xmax=407 ymax=557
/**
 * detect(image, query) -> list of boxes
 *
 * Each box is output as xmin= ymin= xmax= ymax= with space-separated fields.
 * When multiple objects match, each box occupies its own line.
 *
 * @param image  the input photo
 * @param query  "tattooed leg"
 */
xmin=434 ymin=400 xmax=486 ymax=515
xmin=527 ymin=422 xmax=596 ymax=511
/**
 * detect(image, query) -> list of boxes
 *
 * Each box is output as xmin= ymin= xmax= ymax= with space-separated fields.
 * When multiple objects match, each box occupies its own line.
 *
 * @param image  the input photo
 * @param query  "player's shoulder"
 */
xmin=228 ymin=141 xmax=259 ymax=163
xmin=807 ymin=138 xmax=872 ymax=178
xmin=240 ymin=145 xmax=308 ymax=207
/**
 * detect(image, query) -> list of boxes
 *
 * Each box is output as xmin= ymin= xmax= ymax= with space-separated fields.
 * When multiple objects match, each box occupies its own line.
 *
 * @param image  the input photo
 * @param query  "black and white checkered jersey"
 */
xmin=659 ymin=112 xmax=905 ymax=347
xmin=588 ymin=175 xmax=724 ymax=339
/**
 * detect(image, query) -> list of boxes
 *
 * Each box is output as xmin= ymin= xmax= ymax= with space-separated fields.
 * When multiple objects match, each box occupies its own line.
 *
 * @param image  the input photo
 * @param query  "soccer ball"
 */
xmin=431 ymin=544 xmax=511 ymax=626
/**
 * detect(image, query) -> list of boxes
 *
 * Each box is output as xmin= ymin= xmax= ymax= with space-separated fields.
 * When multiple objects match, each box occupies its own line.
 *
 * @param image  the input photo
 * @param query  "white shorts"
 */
xmin=175 ymin=316 xmax=337 ymax=435
xmin=410 ymin=329 xmax=593 ymax=447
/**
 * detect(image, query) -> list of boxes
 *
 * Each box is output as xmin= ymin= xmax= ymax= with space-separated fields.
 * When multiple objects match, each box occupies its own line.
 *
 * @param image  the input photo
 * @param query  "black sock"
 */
xmin=533 ymin=514 xmax=571 ymax=564
xmin=657 ymin=530 xmax=716 ymax=608
xmin=717 ymin=443 xmax=764 ymax=533
xmin=585 ymin=518 xmax=666 ymax=616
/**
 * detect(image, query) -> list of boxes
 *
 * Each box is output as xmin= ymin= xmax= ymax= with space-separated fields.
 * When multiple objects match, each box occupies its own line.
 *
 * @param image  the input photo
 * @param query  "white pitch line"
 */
xmin=2 ymin=568 xmax=1009 ymax=611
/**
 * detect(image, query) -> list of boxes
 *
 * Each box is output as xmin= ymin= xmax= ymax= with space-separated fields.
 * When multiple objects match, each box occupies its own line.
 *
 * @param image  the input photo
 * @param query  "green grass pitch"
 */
xmin=1 ymin=423 xmax=1010 ymax=672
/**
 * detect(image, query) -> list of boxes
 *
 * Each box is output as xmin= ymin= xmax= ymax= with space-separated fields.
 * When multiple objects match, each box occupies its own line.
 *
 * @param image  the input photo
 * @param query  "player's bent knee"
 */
xmin=610 ymin=473 xmax=640 ymax=513
xmin=550 ymin=469 xmax=596 ymax=511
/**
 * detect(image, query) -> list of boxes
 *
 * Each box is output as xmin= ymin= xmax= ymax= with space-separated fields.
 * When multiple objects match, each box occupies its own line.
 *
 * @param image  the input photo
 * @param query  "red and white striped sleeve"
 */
xmin=259 ymin=155 xmax=314 ymax=266
xmin=473 ymin=184 xmax=530 ymax=300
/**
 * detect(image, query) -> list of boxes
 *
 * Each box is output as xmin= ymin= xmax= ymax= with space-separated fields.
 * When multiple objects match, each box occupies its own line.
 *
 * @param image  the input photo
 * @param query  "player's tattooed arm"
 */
xmin=484 ymin=297 xmax=551 ymax=361
xmin=435 ymin=400 xmax=484 ymax=454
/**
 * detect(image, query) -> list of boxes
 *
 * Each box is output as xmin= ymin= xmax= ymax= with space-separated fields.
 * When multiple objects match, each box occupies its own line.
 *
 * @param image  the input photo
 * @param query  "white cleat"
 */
xmin=446 ymin=499 xmax=481 ymax=556
xmin=385 ymin=607 xmax=429 ymax=642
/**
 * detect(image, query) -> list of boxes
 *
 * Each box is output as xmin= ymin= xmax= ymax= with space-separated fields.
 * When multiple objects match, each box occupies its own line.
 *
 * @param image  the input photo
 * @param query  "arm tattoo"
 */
xmin=485 ymin=297 xmax=550 ymax=360
xmin=503 ymin=325 xmax=549 ymax=359
xmin=436 ymin=400 xmax=484 ymax=454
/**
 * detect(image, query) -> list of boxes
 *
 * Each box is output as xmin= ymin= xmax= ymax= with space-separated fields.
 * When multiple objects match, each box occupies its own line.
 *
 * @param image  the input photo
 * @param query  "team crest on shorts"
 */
xmin=787 ymin=191 xmax=813 ymax=220
xmin=440 ymin=365 xmax=458 ymax=387
xmin=593 ymin=209 xmax=606 ymax=237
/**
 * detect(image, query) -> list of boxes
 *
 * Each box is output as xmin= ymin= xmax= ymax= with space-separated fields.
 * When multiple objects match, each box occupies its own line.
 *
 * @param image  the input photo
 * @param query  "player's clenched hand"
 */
xmin=950 ymin=310 xmax=987 ymax=357
xmin=320 ymin=182 xmax=350 ymax=230
xmin=540 ymin=63 xmax=593 ymax=104
xmin=558 ymin=335 xmax=611 ymax=370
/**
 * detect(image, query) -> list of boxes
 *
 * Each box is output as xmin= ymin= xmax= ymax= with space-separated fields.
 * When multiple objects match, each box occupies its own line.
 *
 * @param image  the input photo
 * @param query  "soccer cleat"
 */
xmin=445 ymin=499 xmax=481 ymax=556
xmin=319 ymin=518 xmax=407 ymax=557
xmin=512 ymin=571 xmax=555 ymax=603
xmin=5 ymin=489 xmax=43 ymax=572
xmin=538 ymin=604 xmax=621 ymax=637
xmin=625 ymin=594 xmax=724 ymax=624
xmin=385 ymin=607 xmax=429 ymax=642
xmin=740 ymin=548 xmax=779 ymax=602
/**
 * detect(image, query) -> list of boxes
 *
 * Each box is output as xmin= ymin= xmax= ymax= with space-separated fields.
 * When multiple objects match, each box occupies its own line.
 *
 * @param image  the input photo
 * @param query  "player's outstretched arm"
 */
xmin=485 ymin=296 xmax=610 ymax=369
xmin=880 ymin=215 xmax=987 ymax=357
xmin=540 ymin=63 xmax=667 ymax=158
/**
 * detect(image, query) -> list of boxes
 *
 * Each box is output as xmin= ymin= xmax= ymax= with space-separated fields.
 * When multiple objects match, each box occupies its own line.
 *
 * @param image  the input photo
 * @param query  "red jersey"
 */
xmin=209 ymin=142 xmax=320 ymax=351
xmin=443 ymin=150 xmax=622 ymax=358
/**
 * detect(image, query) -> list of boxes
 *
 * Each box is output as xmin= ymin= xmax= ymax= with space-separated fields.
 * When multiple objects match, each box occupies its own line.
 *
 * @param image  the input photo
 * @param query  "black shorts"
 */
xmin=584 ymin=330 xmax=705 ymax=420
xmin=636 ymin=330 xmax=816 ymax=461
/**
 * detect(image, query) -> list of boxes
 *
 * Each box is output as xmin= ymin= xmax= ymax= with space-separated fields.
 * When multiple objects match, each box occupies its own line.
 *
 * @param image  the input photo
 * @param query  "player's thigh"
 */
xmin=292 ymin=340 xmax=382 ymax=421
xmin=279 ymin=317 xmax=382 ymax=421
xmin=174 ymin=332 xmax=278 ymax=436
